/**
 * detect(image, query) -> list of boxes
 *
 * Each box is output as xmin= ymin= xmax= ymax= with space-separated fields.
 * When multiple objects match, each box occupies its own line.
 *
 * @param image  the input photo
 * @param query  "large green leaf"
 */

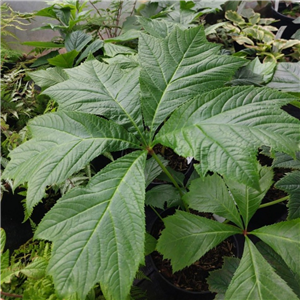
xmin=43 ymin=60 xmax=143 ymax=135
xmin=156 ymin=210 xmax=241 ymax=271
xmin=276 ymin=171 xmax=300 ymax=220
xmin=139 ymin=26 xmax=246 ymax=138
xmin=155 ymin=86 xmax=300 ymax=189
xmin=251 ymin=219 xmax=300 ymax=276
xmin=224 ymin=165 xmax=273 ymax=227
xmin=267 ymin=62 xmax=300 ymax=92
xmin=3 ymin=111 xmax=140 ymax=213
xmin=225 ymin=237 xmax=298 ymax=300
xmin=76 ymin=39 xmax=104 ymax=64
xmin=183 ymin=174 xmax=243 ymax=228
xmin=35 ymin=151 xmax=147 ymax=300
xmin=48 ymin=50 xmax=79 ymax=68
xmin=65 ymin=30 xmax=92 ymax=52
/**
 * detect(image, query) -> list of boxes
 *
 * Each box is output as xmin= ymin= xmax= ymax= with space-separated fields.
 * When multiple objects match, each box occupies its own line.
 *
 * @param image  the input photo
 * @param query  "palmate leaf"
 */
xmin=183 ymin=173 xmax=243 ymax=228
xmin=139 ymin=25 xmax=246 ymax=138
xmin=3 ymin=111 xmax=140 ymax=213
xmin=224 ymin=165 xmax=273 ymax=227
xmin=251 ymin=219 xmax=300 ymax=276
xmin=155 ymin=86 xmax=300 ymax=189
xmin=35 ymin=151 xmax=147 ymax=300
xmin=276 ymin=171 xmax=300 ymax=220
xmin=156 ymin=210 xmax=241 ymax=272
xmin=43 ymin=60 xmax=143 ymax=135
xmin=225 ymin=237 xmax=298 ymax=300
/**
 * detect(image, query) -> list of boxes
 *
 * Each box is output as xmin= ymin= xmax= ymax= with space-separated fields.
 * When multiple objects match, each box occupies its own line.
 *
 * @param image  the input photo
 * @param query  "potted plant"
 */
xmin=2 ymin=13 xmax=300 ymax=300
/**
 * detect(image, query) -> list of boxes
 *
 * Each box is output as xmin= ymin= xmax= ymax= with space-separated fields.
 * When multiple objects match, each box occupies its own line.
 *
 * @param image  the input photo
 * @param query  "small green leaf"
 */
xmin=105 ymin=29 xmax=140 ymax=42
xmin=272 ymin=152 xmax=300 ymax=169
xmin=145 ymin=184 xmax=181 ymax=209
xmin=145 ymin=233 xmax=157 ymax=256
xmin=76 ymin=39 xmax=104 ymax=64
xmin=48 ymin=50 xmax=79 ymax=68
xmin=0 ymin=228 xmax=6 ymax=253
xmin=251 ymin=219 xmax=300 ymax=276
xmin=225 ymin=10 xmax=246 ymax=25
xmin=157 ymin=210 xmax=241 ymax=272
xmin=35 ymin=151 xmax=147 ymax=300
xmin=30 ymin=51 xmax=60 ymax=68
xmin=65 ymin=30 xmax=92 ymax=52
xmin=103 ymin=43 xmax=136 ymax=57
xmin=183 ymin=174 xmax=243 ymax=228
xmin=225 ymin=237 xmax=298 ymax=300
xmin=144 ymin=155 xmax=168 ymax=187
xmin=21 ymin=257 xmax=48 ymax=279
xmin=225 ymin=165 xmax=273 ymax=227
xmin=156 ymin=166 xmax=185 ymax=187
xmin=29 ymin=67 xmax=69 ymax=89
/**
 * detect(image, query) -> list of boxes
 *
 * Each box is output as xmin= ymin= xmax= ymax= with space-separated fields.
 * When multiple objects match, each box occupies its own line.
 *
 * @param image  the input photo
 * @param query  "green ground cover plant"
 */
xmin=3 ymin=17 xmax=300 ymax=300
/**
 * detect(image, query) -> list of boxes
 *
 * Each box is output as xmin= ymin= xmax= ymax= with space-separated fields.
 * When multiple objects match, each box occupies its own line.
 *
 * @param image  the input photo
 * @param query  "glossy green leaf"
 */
xmin=29 ymin=67 xmax=69 ymax=89
xmin=48 ymin=50 xmax=79 ymax=68
xmin=256 ymin=242 xmax=300 ymax=298
xmin=157 ymin=210 xmax=241 ymax=271
xmin=139 ymin=26 xmax=246 ymax=138
xmin=267 ymin=62 xmax=300 ymax=92
xmin=251 ymin=219 xmax=300 ymax=275
xmin=43 ymin=60 xmax=143 ymax=134
xmin=65 ymin=30 xmax=92 ymax=52
xmin=225 ymin=237 xmax=298 ymax=300
xmin=276 ymin=171 xmax=300 ymax=220
xmin=224 ymin=165 xmax=273 ymax=227
xmin=3 ymin=111 xmax=140 ymax=213
xmin=145 ymin=184 xmax=181 ymax=209
xmin=35 ymin=151 xmax=147 ymax=300
xmin=155 ymin=86 xmax=300 ymax=189
xmin=183 ymin=174 xmax=243 ymax=227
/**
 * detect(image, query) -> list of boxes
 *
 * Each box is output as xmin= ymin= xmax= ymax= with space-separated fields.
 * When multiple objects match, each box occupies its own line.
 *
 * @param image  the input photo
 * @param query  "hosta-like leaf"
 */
xmin=43 ymin=60 xmax=143 ymax=135
xmin=224 ymin=165 xmax=273 ymax=227
xmin=139 ymin=26 xmax=246 ymax=138
xmin=251 ymin=219 xmax=300 ymax=275
xmin=225 ymin=237 xmax=298 ymax=300
xmin=157 ymin=210 xmax=241 ymax=271
xmin=155 ymin=86 xmax=300 ymax=189
xmin=35 ymin=151 xmax=147 ymax=300
xmin=267 ymin=62 xmax=300 ymax=92
xmin=29 ymin=67 xmax=68 ymax=89
xmin=276 ymin=171 xmax=300 ymax=220
xmin=183 ymin=174 xmax=243 ymax=227
xmin=3 ymin=111 xmax=140 ymax=213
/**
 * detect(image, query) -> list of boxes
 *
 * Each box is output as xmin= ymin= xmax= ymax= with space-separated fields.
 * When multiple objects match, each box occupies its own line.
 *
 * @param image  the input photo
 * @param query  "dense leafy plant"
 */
xmin=3 ymin=22 xmax=300 ymax=300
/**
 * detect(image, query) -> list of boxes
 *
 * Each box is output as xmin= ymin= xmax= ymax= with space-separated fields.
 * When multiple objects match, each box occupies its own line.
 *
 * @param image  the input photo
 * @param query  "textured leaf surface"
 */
xmin=225 ymin=238 xmax=298 ymax=300
xmin=183 ymin=174 xmax=242 ymax=227
xmin=21 ymin=257 xmax=48 ymax=279
xmin=272 ymin=151 xmax=300 ymax=169
xmin=48 ymin=50 xmax=79 ymax=68
xmin=144 ymin=155 xmax=168 ymax=187
xmin=3 ymin=111 xmax=140 ymax=213
xmin=276 ymin=171 xmax=300 ymax=220
xmin=29 ymin=67 xmax=68 ymax=89
xmin=43 ymin=60 xmax=143 ymax=134
xmin=252 ymin=219 xmax=300 ymax=275
xmin=35 ymin=151 xmax=147 ymax=300
xmin=157 ymin=211 xmax=241 ymax=271
xmin=65 ymin=30 xmax=92 ymax=52
xmin=224 ymin=166 xmax=273 ymax=227
xmin=256 ymin=242 xmax=300 ymax=297
xmin=76 ymin=39 xmax=104 ymax=64
xmin=139 ymin=26 xmax=246 ymax=138
xmin=103 ymin=43 xmax=136 ymax=57
xmin=155 ymin=86 xmax=300 ymax=188
xmin=267 ymin=62 xmax=300 ymax=92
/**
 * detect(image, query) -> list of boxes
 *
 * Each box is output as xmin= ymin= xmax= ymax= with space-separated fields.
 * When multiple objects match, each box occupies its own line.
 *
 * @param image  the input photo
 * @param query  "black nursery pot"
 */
xmin=144 ymin=208 xmax=242 ymax=300
xmin=271 ymin=3 xmax=300 ymax=39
